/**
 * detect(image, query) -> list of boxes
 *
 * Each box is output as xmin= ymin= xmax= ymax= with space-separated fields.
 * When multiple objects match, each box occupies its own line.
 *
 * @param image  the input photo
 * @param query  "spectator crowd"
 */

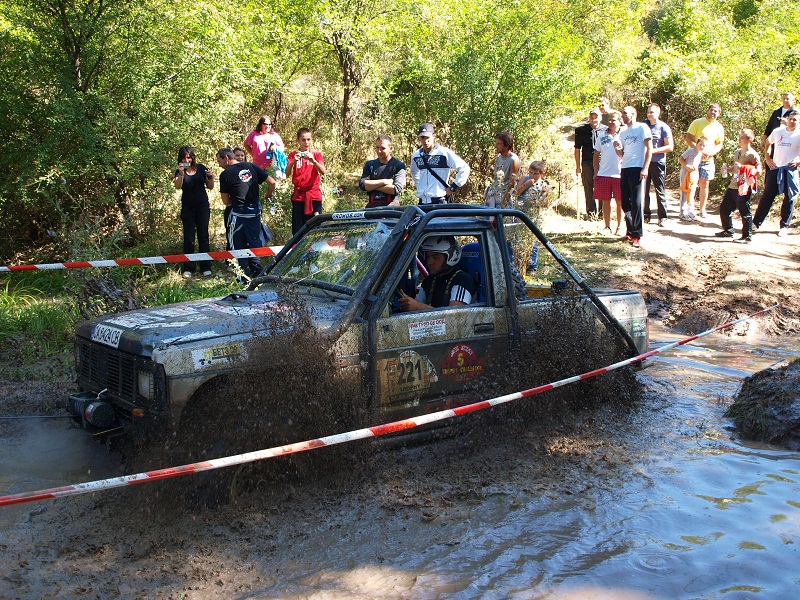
xmin=572 ymin=93 xmax=799 ymax=247
xmin=173 ymin=92 xmax=799 ymax=282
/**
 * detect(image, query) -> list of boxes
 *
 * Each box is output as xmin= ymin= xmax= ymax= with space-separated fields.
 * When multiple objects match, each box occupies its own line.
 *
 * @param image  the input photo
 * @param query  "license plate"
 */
xmin=91 ymin=324 xmax=124 ymax=348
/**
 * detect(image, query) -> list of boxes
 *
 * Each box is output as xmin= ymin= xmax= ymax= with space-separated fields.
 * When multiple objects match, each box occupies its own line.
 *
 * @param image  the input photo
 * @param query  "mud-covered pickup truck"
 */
xmin=63 ymin=205 xmax=648 ymax=449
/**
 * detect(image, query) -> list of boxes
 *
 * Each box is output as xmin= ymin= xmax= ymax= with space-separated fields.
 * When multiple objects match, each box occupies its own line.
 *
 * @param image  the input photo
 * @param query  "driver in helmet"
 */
xmin=399 ymin=236 xmax=477 ymax=311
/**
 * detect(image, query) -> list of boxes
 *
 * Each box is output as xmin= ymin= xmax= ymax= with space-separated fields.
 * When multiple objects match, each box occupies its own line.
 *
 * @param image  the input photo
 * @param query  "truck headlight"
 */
xmin=138 ymin=371 xmax=154 ymax=400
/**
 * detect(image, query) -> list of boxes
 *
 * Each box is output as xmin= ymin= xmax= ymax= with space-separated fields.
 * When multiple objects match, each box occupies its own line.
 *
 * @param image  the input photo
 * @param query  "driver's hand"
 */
xmin=398 ymin=291 xmax=421 ymax=311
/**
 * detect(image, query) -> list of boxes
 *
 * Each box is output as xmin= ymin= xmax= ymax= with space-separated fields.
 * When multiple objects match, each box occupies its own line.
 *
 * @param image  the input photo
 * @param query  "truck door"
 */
xmin=372 ymin=234 xmax=511 ymax=415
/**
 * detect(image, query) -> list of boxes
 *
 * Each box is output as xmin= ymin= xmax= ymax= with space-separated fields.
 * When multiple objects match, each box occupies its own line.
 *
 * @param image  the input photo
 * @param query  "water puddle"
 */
xmin=1 ymin=326 xmax=799 ymax=598
xmin=0 ymin=418 xmax=120 ymax=527
xmin=251 ymin=328 xmax=800 ymax=598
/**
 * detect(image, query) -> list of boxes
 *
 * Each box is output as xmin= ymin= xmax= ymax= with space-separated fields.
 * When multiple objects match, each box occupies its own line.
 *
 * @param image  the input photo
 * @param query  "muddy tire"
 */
xmin=176 ymin=375 xmax=314 ymax=506
xmin=509 ymin=263 xmax=528 ymax=301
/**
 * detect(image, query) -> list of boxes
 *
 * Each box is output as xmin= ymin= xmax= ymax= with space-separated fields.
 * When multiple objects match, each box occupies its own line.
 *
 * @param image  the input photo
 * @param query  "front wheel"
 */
xmin=176 ymin=376 xmax=305 ymax=506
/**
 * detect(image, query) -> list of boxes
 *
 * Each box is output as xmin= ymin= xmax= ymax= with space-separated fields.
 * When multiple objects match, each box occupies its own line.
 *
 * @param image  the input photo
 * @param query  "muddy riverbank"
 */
xmin=2 ymin=330 xmax=799 ymax=599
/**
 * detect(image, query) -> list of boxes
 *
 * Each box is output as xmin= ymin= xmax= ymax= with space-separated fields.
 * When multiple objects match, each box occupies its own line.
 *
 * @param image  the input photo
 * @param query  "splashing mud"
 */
xmin=67 ymin=272 xmax=145 ymax=321
xmin=117 ymin=290 xmax=643 ymax=511
xmin=485 ymin=295 xmax=641 ymax=425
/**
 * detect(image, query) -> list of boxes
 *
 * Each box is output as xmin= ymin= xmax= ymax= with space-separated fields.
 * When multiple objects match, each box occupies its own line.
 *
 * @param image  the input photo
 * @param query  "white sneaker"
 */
xmin=778 ymin=228 xmax=788 ymax=237
xmin=182 ymin=271 xmax=192 ymax=279
xmin=202 ymin=270 xmax=213 ymax=277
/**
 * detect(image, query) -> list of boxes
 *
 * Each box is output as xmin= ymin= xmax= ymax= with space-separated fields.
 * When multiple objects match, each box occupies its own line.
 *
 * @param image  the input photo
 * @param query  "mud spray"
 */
xmin=431 ymin=293 xmax=643 ymax=454
xmin=101 ymin=288 xmax=643 ymax=514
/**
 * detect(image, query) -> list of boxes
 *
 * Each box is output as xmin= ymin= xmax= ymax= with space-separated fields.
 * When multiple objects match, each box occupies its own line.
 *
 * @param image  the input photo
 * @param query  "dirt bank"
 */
xmin=726 ymin=357 xmax=800 ymax=450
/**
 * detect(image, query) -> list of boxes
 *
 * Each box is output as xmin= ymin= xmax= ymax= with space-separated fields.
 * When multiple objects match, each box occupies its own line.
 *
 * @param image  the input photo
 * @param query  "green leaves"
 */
xmin=0 ymin=0 xmax=797 ymax=263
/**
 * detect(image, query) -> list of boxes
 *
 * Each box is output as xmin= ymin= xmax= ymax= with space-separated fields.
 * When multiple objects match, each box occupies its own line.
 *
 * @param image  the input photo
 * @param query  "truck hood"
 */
xmin=75 ymin=287 xmax=351 ymax=356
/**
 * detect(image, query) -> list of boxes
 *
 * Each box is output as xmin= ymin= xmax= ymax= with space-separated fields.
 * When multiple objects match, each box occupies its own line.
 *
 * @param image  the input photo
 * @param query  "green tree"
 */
xmin=0 ymin=0 xmax=283 ymax=259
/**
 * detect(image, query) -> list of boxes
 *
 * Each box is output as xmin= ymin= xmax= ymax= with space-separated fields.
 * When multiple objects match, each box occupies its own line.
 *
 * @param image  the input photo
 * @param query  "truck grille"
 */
xmin=76 ymin=339 xmax=144 ymax=402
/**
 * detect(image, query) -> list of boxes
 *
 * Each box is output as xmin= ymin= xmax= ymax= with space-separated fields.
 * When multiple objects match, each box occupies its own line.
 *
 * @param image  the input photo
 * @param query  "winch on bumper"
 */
xmin=62 ymin=390 xmax=117 ymax=431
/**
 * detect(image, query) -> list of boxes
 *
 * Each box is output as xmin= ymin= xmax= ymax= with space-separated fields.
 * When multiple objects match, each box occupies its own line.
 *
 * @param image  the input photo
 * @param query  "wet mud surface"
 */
xmin=3 ymin=203 xmax=800 ymax=597
xmin=2 ymin=329 xmax=799 ymax=599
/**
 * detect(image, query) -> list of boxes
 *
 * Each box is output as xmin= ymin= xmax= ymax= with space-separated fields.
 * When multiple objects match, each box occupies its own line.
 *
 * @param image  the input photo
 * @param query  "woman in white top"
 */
xmin=592 ymin=111 xmax=624 ymax=233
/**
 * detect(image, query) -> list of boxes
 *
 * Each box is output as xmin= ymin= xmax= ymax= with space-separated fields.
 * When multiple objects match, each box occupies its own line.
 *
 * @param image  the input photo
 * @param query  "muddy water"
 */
xmin=1 ymin=329 xmax=799 ymax=598
xmin=254 ymin=329 xmax=800 ymax=598
xmin=0 ymin=418 xmax=120 ymax=528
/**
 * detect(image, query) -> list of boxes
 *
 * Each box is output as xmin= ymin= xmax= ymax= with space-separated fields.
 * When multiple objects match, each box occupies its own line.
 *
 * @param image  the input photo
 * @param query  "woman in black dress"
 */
xmin=174 ymin=146 xmax=214 ymax=277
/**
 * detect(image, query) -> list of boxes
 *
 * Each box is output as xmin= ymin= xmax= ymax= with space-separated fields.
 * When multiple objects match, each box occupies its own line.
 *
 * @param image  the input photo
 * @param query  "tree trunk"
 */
xmin=111 ymin=163 xmax=140 ymax=241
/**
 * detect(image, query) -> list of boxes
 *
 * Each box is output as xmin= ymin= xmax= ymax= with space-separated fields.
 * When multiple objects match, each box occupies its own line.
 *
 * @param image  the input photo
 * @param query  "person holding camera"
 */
xmin=286 ymin=128 xmax=326 ymax=234
xmin=174 ymin=145 xmax=214 ymax=278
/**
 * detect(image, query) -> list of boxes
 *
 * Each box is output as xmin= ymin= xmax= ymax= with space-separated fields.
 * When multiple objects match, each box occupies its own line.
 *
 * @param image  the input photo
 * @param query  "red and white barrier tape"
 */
xmin=0 ymin=304 xmax=779 ymax=508
xmin=0 ymin=247 xmax=284 ymax=272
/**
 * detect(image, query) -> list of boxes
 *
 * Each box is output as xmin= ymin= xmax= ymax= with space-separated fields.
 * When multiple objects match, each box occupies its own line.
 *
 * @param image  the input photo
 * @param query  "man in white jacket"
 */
xmin=410 ymin=123 xmax=470 ymax=204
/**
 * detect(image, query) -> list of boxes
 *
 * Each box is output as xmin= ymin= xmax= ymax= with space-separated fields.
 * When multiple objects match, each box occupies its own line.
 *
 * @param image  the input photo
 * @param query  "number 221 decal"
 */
xmin=380 ymin=350 xmax=438 ymax=401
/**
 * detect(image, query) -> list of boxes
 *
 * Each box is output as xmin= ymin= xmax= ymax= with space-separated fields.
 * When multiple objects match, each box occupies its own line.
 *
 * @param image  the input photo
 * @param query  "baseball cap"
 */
xmin=417 ymin=123 xmax=435 ymax=137
xmin=590 ymin=109 xmax=601 ymax=116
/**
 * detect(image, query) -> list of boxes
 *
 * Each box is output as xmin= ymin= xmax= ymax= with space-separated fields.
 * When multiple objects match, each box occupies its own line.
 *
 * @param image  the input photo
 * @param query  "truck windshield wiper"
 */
xmin=219 ymin=293 xmax=248 ymax=302
xmin=260 ymin=275 xmax=354 ymax=296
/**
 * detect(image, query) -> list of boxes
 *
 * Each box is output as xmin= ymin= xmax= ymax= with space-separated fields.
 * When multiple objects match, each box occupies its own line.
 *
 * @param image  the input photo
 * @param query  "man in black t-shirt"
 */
xmin=359 ymin=134 xmax=407 ymax=208
xmin=216 ymin=148 xmax=274 ymax=279
xmin=399 ymin=236 xmax=476 ymax=311
xmin=574 ymin=108 xmax=606 ymax=218
xmin=762 ymin=92 xmax=796 ymax=166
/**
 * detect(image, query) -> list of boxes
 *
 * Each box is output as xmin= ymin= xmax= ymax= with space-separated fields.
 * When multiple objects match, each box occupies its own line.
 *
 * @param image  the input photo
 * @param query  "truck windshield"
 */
xmin=269 ymin=221 xmax=394 ymax=290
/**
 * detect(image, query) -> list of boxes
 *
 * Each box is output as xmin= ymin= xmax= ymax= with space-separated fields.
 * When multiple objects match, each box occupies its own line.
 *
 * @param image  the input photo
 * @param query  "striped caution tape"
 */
xmin=0 ymin=304 xmax=779 ymax=508
xmin=0 ymin=247 xmax=284 ymax=272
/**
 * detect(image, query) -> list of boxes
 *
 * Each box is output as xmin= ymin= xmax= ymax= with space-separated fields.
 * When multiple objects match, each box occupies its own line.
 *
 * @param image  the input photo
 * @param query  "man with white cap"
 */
xmin=410 ymin=123 xmax=470 ymax=205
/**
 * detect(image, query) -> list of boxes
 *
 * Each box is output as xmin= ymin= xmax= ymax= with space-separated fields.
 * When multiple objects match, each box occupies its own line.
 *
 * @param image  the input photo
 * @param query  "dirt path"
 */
xmin=543 ymin=189 xmax=800 ymax=336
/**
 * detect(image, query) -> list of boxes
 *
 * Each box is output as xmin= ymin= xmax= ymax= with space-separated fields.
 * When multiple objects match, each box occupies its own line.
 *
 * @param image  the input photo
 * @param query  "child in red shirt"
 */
xmin=716 ymin=129 xmax=761 ymax=242
xmin=286 ymin=128 xmax=326 ymax=234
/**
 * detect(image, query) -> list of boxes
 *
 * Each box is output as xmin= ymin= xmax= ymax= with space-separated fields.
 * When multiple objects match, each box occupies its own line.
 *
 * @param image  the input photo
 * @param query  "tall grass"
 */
xmin=0 ymin=281 xmax=76 ymax=360
xmin=0 ymin=267 xmax=242 ymax=370
xmin=147 ymin=273 xmax=239 ymax=305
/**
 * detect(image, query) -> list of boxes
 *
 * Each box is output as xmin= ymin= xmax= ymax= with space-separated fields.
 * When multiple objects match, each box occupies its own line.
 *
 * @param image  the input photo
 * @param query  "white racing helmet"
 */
xmin=421 ymin=235 xmax=461 ymax=267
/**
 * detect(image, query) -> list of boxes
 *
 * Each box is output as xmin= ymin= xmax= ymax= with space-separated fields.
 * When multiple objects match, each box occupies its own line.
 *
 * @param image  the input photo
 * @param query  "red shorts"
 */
xmin=594 ymin=176 xmax=622 ymax=201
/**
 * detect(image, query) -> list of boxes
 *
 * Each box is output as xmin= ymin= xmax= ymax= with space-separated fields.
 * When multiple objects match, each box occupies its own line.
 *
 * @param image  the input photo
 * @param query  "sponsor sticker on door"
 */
xmin=408 ymin=318 xmax=446 ymax=340
xmin=441 ymin=343 xmax=485 ymax=382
